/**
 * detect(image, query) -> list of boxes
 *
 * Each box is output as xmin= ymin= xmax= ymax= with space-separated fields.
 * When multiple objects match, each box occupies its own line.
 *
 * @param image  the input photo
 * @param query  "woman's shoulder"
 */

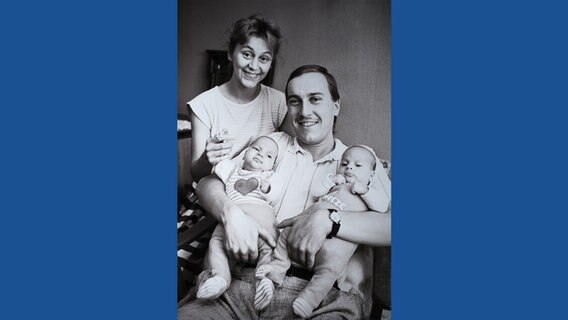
xmin=188 ymin=86 xmax=222 ymax=105
xmin=260 ymin=84 xmax=285 ymax=99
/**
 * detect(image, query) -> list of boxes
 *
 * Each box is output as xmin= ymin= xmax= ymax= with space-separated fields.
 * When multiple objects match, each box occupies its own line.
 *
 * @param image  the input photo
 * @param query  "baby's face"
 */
xmin=338 ymin=146 xmax=375 ymax=185
xmin=243 ymin=137 xmax=278 ymax=171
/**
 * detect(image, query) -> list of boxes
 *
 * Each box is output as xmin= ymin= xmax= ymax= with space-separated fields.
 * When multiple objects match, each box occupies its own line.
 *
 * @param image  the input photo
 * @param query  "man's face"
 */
xmin=286 ymin=72 xmax=340 ymax=146
xmin=337 ymin=146 xmax=375 ymax=185
xmin=242 ymin=137 xmax=278 ymax=171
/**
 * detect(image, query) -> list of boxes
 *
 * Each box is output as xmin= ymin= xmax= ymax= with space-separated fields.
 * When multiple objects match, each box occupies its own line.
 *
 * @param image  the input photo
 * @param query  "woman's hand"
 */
xmin=203 ymin=129 xmax=233 ymax=166
xmin=223 ymin=206 xmax=276 ymax=264
xmin=276 ymin=204 xmax=332 ymax=270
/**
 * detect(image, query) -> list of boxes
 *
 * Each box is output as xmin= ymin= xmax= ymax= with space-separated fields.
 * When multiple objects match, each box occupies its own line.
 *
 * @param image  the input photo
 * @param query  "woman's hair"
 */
xmin=227 ymin=14 xmax=282 ymax=61
xmin=284 ymin=65 xmax=340 ymax=102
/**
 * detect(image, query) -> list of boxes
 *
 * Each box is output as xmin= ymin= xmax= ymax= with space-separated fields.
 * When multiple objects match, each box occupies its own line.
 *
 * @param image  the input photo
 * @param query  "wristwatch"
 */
xmin=326 ymin=208 xmax=341 ymax=239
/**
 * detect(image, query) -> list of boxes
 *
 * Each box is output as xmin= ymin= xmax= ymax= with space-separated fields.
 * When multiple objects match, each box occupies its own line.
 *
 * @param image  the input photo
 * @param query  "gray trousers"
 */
xmin=178 ymin=268 xmax=364 ymax=320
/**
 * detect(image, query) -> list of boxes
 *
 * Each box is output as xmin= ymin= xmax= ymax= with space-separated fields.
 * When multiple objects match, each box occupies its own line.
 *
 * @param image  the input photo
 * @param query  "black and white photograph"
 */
xmin=177 ymin=1 xmax=391 ymax=319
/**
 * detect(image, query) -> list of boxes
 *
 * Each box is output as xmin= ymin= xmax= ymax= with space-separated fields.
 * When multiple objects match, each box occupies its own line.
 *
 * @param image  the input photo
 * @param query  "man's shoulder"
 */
xmin=268 ymin=131 xmax=294 ymax=146
xmin=334 ymin=138 xmax=348 ymax=150
xmin=331 ymin=138 xmax=349 ymax=158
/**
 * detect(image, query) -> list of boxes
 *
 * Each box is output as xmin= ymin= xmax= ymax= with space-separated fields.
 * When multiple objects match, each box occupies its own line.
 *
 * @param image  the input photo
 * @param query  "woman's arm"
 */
xmin=190 ymin=109 xmax=233 ymax=182
xmin=196 ymin=175 xmax=276 ymax=263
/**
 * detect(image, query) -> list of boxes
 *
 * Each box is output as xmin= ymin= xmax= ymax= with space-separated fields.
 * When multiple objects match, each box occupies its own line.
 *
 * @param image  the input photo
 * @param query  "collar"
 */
xmin=287 ymin=137 xmax=348 ymax=164
xmin=236 ymin=166 xmax=273 ymax=176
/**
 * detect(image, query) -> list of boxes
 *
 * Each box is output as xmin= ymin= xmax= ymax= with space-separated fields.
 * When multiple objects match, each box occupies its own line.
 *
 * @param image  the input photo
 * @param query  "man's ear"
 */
xmin=227 ymin=52 xmax=232 ymax=62
xmin=333 ymin=99 xmax=341 ymax=116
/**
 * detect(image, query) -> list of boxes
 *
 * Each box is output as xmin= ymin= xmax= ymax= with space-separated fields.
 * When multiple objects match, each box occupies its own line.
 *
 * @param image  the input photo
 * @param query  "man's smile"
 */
xmin=297 ymin=119 xmax=319 ymax=128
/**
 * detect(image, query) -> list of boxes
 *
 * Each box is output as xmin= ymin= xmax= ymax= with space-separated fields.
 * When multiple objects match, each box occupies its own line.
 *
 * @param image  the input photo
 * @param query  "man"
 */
xmin=178 ymin=65 xmax=391 ymax=319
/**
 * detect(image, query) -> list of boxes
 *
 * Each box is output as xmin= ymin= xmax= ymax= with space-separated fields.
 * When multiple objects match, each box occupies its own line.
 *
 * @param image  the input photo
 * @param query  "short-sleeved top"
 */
xmin=188 ymin=84 xmax=287 ymax=159
xmin=264 ymin=131 xmax=392 ymax=317
xmin=214 ymin=159 xmax=285 ymax=207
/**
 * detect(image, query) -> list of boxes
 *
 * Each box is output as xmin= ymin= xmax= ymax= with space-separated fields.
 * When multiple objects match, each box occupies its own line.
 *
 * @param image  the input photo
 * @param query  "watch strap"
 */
xmin=326 ymin=208 xmax=341 ymax=239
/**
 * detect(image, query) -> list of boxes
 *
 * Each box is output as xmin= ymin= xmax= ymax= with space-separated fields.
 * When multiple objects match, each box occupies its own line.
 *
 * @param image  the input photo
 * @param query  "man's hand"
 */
xmin=223 ymin=206 xmax=276 ymax=264
xmin=276 ymin=204 xmax=332 ymax=270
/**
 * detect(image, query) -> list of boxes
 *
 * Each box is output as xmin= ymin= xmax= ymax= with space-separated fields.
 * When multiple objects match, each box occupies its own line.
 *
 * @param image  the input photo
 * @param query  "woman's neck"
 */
xmin=299 ymin=135 xmax=336 ymax=162
xmin=220 ymin=78 xmax=261 ymax=104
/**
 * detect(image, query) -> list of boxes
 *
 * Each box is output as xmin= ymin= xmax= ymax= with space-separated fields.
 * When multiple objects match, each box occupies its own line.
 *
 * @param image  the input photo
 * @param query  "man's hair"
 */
xmin=284 ymin=65 xmax=340 ymax=102
xmin=227 ymin=14 xmax=282 ymax=63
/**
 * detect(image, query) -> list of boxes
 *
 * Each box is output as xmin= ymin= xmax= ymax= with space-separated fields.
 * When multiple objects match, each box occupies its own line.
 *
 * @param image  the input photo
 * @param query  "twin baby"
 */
xmin=196 ymin=133 xmax=390 ymax=318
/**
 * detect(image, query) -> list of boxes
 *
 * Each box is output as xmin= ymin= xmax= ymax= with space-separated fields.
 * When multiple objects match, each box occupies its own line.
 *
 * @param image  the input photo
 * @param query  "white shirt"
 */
xmin=266 ymin=132 xmax=392 ymax=316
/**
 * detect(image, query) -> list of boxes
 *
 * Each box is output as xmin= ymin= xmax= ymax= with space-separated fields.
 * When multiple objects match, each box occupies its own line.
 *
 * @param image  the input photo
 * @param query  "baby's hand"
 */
xmin=331 ymin=174 xmax=346 ymax=185
xmin=204 ymin=129 xmax=233 ymax=166
xmin=259 ymin=178 xmax=271 ymax=193
xmin=350 ymin=182 xmax=369 ymax=195
xmin=214 ymin=128 xmax=230 ymax=141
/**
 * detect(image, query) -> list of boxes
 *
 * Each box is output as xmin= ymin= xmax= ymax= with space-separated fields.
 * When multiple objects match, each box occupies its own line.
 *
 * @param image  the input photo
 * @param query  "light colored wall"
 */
xmin=178 ymin=0 xmax=391 ymax=162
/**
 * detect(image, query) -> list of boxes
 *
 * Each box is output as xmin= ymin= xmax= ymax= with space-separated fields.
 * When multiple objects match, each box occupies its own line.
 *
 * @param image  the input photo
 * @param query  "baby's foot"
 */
xmin=254 ymin=278 xmax=274 ymax=310
xmin=255 ymin=265 xmax=272 ymax=279
xmin=196 ymin=275 xmax=228 ymax=300
xmin=293 ymin=298 xmax=314 ymax=319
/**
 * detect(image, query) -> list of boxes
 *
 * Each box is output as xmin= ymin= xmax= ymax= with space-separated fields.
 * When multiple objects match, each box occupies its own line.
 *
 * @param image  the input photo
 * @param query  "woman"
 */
xmin=189 ymin=14 xmax=291 ymax=182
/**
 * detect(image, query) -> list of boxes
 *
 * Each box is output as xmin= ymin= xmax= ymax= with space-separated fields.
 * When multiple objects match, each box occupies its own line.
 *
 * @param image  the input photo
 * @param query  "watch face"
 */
xmin=330 ymin=211 xmax=341 ymax=223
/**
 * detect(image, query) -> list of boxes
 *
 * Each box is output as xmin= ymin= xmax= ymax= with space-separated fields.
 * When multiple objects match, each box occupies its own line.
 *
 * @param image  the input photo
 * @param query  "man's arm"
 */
xmin=336 ymin=209 xmax=391 ymax=245
xmin=277 ymin=204 xmax=390 ymax=270
xmin=196 ymin=175 xmax=276 ymax=263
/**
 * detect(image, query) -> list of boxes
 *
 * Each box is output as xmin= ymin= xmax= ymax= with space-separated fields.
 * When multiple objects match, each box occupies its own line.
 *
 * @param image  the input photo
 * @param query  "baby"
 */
xmin=195 ymin=136 xmax=285 ymax=301
xmin=254 ymin=145 xmax=391 ymax=318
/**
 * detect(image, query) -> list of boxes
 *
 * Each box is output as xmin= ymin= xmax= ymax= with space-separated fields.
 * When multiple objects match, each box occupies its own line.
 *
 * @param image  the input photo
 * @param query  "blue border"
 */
xmin=393 ymin=0 xmax=568 ymax=318
xmin=2 ymin=0 xmax=176 ymax=318
xmin=3 ymin=0 xmax=568 ymax=318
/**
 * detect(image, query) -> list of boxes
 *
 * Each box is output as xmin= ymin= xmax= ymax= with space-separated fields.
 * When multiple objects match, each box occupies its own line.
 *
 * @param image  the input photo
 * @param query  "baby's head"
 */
xmin=338 ymin=145 xmax=377 ymax=185
xmin=242 ymin=136 xmax=279 ymax=172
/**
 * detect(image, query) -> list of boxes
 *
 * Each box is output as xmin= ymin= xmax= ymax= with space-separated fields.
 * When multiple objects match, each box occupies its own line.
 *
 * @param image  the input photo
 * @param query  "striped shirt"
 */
xmin=214 ymin=159 xmax=285 ymax=207
xmin=188 ymin=85 xmax=287 ymax=159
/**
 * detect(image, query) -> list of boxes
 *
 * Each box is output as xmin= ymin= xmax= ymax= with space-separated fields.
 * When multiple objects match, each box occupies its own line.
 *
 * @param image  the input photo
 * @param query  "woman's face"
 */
xmin=230 ymin=36 xmax=273 ymax=89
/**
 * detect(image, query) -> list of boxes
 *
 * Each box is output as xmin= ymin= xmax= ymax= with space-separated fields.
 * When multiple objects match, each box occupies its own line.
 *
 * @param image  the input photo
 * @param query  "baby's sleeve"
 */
xmin=364 ymin=164 xmax=392 ymax=213
xmin=360 ymin=186 xmax=390 ymax=213
xmin=263 ymin=172 xmax=287 ymax=205
xmin=213 ymin=159 xmax=237 ymax=185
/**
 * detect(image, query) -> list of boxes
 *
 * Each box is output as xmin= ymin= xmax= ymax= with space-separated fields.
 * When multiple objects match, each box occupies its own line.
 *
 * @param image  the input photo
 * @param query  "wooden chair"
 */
xmin=177 ymin=185 xmax=217 ymax=303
